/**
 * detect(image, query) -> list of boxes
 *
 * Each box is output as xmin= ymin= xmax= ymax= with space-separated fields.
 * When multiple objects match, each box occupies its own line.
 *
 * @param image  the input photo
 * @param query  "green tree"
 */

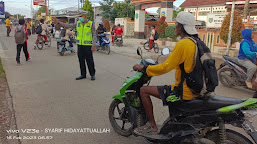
xmin=220 ymin=10 xmax=244 ymax=46
xmin=100 ymin=0 xmax=115 ymax=20
xmin=36 ymin=6 xmax=46 ymax=16
xmin=109 ymin=8 xmax=118 ymax=23
xmin=113 ymin=0 xmax=135 ymax=19
xmin=14 ymin=14 xmax=25 ymax=19
xmin=81 ymin=0 xmax=94 ymax=20
xmin=173 ymin=7 xmax=184 ymax=18
xmin=4 ymin=11 xmax=10 ymax=18
xmin=165 ymin=26 xmax=177 ymax=40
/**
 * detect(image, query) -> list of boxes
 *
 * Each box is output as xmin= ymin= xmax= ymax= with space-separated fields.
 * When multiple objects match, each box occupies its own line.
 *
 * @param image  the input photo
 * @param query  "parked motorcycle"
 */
xmin=114 ymin=35 xmax=123 ymax=47
xmin=96 ymin=33 xmax=110 ymax=55
xmin=109 ymin=48 xmax=257 ymax=144
xmin=218 ymin=55 xmax=248 ymax=88
xmin=56 ymin=37 xmax=75 ymax=56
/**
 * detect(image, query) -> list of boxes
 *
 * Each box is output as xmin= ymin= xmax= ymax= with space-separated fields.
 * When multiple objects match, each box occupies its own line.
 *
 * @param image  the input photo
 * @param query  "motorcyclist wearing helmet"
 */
xmin=96 ymin=22 xmax=106 ymax=45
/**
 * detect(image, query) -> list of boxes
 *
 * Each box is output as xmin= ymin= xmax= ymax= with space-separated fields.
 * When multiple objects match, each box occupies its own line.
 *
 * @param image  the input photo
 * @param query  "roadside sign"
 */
xmin=33 ymin=0 xmax=46 ymax=6
xmin=0 ymin=2 xmax=5 ymax=19
xmin=206 ymin=13 xmax=226 ymax=28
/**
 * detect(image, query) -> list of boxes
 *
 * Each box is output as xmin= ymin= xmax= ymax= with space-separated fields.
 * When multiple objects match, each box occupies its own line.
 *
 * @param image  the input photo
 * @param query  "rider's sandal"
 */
xmin=133 ymin=123 xmax=158 ymax=136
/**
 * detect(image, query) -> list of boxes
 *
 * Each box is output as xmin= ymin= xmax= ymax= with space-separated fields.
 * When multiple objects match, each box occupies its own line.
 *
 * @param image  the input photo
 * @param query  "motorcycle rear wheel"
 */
xmin=109 ymin=99 xmax=133 ymax=137
xmin=218 ymin=68 xmax=237 ymax=88
xmin=118 ymin=41 xmax=122 ymax=47
xmin=205 ymin=129 xmax=253 ymax=144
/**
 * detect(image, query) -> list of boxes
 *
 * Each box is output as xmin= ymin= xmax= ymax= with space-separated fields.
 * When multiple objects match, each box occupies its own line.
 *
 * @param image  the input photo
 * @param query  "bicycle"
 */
xmin=36 ymin=32 xmax=51 ymax=50
xmin=141 ymin=40 xmax=159 ymax=53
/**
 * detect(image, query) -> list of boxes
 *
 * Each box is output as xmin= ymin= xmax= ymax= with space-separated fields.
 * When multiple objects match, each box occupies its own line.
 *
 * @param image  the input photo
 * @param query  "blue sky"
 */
xmin=3 ymin=0 xmax=186 ymax=18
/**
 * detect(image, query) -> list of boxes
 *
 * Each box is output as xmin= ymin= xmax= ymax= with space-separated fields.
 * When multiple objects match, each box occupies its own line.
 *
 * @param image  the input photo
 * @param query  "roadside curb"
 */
xmin=0 ymin=40 xmax=21 ymax=144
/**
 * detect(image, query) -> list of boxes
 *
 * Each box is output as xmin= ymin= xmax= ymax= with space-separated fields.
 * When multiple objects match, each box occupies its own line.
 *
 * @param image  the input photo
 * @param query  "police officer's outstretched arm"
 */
xmin=52 ymin=17 xmax=76 ymax=29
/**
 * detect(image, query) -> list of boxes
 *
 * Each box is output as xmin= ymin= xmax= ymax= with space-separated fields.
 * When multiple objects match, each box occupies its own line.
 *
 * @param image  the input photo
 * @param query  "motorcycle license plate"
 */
xmin=117 ymin=38 xmax=122 ymax=40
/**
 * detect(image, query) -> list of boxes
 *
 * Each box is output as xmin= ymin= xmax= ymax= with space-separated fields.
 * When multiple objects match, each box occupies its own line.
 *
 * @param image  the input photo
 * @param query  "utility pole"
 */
xmin=45 ymin=0 xmax=47 ymax=19
xmin=226 ymin=1 xmax=235 ymax=56
xmin=78 ymin=0 xmax=80 ymax=11
xmin=243 ymin=0 xmax=250 ymax=20
xmin=48 ymin=0 xmax=49 ymax=16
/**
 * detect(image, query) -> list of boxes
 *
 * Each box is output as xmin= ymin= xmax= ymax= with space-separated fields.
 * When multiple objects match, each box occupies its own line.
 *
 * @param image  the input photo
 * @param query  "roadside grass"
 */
xmin=0 ymin=58 xmax=5 ymax=78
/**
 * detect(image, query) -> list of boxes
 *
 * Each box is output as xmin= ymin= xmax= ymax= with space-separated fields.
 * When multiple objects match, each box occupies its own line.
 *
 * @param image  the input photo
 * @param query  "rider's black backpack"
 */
xmin=154 ymin=31 xmax=159 ymax=40
xmin=35 ymin=24 xmax=42 ymax=34
xmin=60 ymin=29 xmax=66 ymax=38
xmin=176 ymin=36 xmax=218 ymax=98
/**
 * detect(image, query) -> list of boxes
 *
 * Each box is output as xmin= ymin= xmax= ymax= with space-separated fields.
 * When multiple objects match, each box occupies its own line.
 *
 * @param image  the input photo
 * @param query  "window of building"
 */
xmin=198 ymin=11 xmax=210 ymax=16
xmin=217 ymin=35 xmax=220 ymax=44
xmin=213 ymin=11 xmax=226 ymax=14
xmin=203 ymin=34 xmax=206 ymax=43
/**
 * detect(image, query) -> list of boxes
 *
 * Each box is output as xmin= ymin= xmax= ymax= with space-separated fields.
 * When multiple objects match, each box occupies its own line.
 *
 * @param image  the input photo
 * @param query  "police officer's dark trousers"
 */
xmin=77 ymin=45 xmax=95 ymax=77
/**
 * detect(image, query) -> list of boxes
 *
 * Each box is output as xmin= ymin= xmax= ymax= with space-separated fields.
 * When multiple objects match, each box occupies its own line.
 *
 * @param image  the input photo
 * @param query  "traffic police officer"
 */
xmin=53 ymin=11 xmax=97 ymax=81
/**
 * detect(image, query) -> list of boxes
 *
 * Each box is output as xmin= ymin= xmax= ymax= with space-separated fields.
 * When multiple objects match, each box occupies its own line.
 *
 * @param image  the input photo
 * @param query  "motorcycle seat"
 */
xmin=223 ymin=55 xmax=247 ymax=72
xmin=173 ymin=95 xmax=242 ymax=113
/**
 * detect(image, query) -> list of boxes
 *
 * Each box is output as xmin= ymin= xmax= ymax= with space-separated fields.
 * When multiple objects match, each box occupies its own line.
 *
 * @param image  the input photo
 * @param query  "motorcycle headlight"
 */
xmin=243 ymin=110 xmax=257 ymax=121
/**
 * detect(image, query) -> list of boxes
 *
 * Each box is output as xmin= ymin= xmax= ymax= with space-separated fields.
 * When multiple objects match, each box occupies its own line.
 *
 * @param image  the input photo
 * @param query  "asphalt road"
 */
xmin=0 ymin=25 xmax=255 ymax=144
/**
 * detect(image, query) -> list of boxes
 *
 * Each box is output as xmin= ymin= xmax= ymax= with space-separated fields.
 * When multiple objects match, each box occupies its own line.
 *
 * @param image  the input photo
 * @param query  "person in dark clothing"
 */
xmin=52 ymin=12 xmax=97 ymax=81
xmin=51 ymin=22 xmax=55 ymax=35
xmin=111 ymin=25 xmax=116 ymax=45
xmin=15 ymin=19 xmax=31 ymax=65
xmin=96 ymin=22 xmax=106 ymax=45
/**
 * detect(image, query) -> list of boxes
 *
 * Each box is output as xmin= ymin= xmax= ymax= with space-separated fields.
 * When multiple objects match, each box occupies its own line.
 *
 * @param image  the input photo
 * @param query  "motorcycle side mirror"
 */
xmin=156 ymin=48 xmax=170 ymax=63
xmin=137 ymin=47 xmax=143 ymax=59
xmin=161 ymin=48 xmax=170 ymax=55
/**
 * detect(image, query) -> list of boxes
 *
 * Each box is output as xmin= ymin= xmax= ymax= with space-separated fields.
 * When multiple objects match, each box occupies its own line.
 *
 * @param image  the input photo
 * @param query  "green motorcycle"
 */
xmin=109 ymin=47 xmax=257 ymax=144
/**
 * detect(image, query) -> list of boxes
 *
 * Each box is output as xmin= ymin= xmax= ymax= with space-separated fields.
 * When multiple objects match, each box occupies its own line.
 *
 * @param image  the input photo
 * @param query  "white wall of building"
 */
xmin=184 ymin=6 xmax=226 ymax=23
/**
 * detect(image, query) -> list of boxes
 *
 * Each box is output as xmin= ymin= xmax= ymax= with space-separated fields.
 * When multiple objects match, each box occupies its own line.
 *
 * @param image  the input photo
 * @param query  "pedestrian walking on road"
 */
xmin=15 ymin=19 xmax=31 ymax=65
xmin=26 ymin=19 xmax=31 ymax=36
xmin=111 ymin=25 xmax=116 ymax=46
xmin=6 ymin=16 xmax=11 ymax=37
xmin=52 ymin=12 xmax=97 ymax=81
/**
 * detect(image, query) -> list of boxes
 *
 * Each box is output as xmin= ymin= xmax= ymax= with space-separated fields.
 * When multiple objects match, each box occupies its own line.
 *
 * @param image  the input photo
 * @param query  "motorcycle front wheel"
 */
xmin=218 ymin=68 xmax=237 ymax=88
xmin=105 ymin=45 xmax=110 ymax=55
xmin=109 ymin=99 xmax=133 ymax=137
xmin=154 ymin=43 xmax=159 ymax=53
xmin=205 ymin=129 xmax=253 ymax=144
xmin=37 ymin=37 xmax=44 ymax=50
